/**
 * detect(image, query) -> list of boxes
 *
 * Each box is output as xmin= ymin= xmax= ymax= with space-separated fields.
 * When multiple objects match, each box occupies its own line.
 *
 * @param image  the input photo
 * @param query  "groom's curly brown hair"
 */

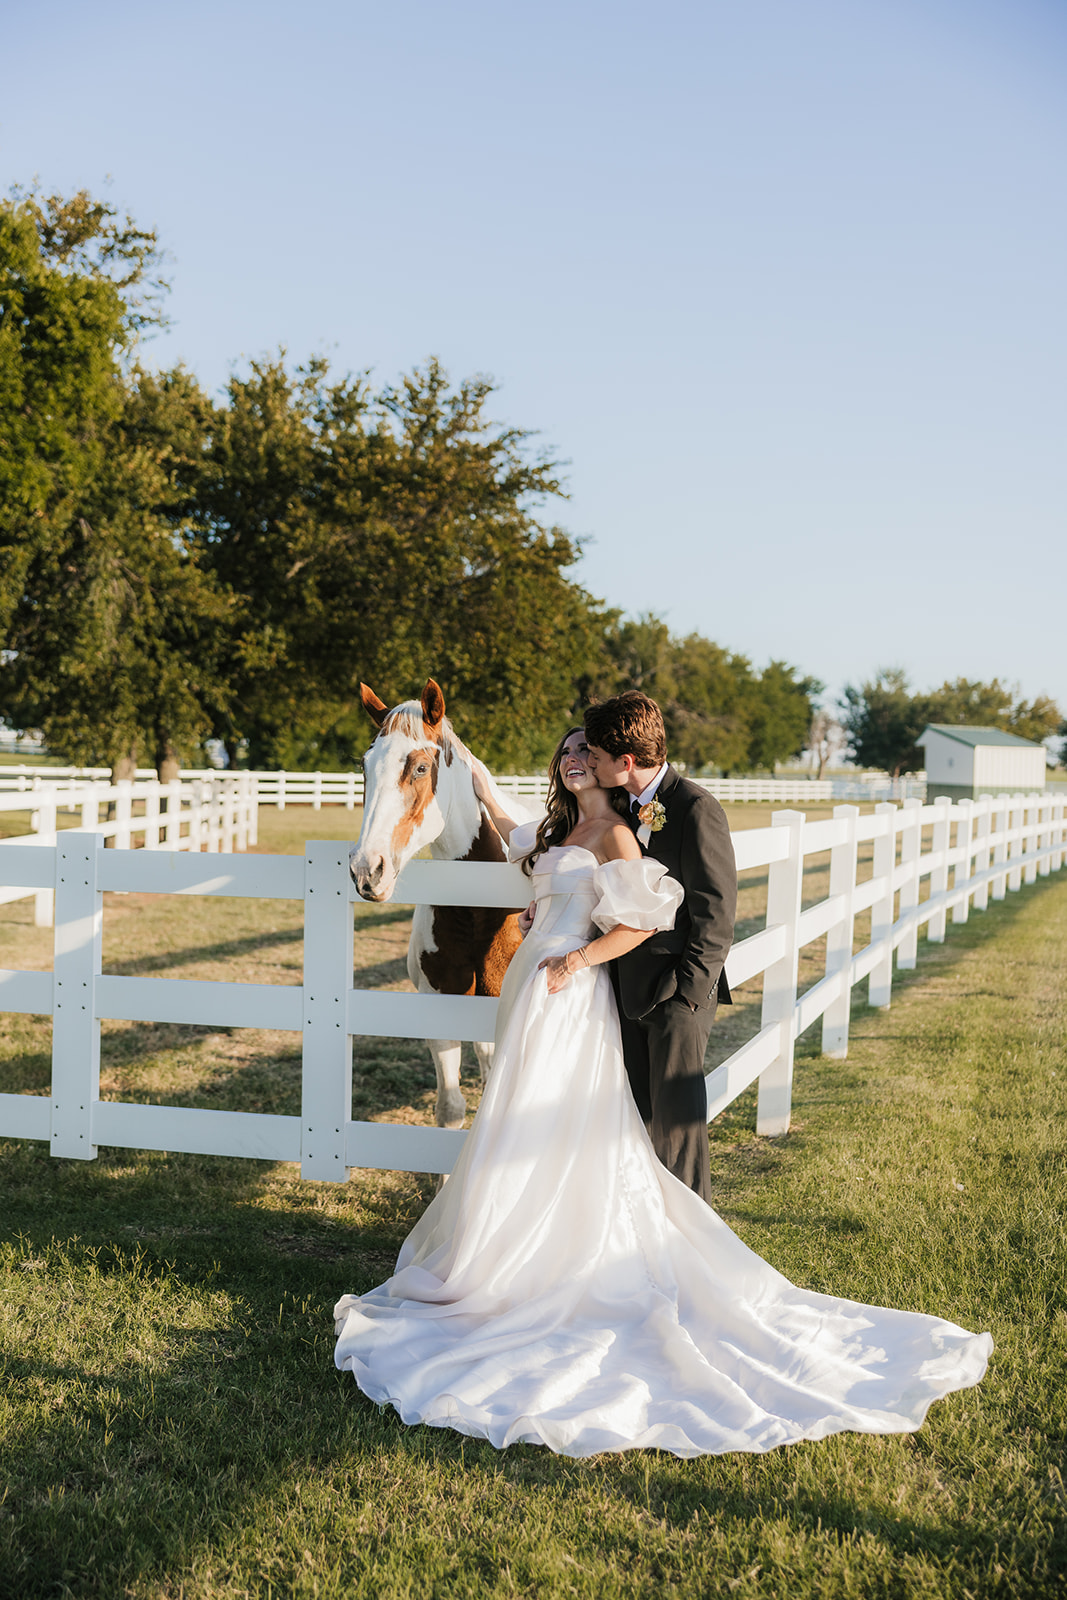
xmin=584 ymin=691 xmax=667 ymax=768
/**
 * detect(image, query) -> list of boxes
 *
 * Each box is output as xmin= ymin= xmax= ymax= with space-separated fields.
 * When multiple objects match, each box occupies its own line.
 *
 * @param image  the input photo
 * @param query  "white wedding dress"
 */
xmin=334 ymin=827 xmax=991 ymax=1458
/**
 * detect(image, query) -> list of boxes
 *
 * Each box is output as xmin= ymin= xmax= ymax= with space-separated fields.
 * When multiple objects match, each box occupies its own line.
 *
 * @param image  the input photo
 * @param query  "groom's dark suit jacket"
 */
xmin=615 ymin=766 xmax=737 ymax=1021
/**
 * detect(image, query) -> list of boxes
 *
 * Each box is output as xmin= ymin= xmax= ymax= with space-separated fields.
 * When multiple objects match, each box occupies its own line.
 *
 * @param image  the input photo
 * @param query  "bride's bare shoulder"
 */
xmin=596 ymin=820 xmax=641 ymax=864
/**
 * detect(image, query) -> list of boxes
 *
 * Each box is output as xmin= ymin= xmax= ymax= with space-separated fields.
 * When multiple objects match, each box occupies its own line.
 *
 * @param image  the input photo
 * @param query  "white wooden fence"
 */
xmin=0 ymin=790 xmax=1062 ymax=1177
xmin=0 ymin=774 xmax=258 ymax=926
xmin=0 ymin=765 xmax=928 ymax=806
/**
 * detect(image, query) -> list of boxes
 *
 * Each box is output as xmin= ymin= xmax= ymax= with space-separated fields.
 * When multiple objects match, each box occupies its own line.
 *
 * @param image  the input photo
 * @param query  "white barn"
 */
xmin=917 ymin=724 xmax=1047 ymax=803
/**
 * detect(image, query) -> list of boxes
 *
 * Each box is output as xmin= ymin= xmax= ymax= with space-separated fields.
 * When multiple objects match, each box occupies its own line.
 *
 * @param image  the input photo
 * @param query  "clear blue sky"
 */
xmin=4 ymin=0 xmax=1066 ymax=713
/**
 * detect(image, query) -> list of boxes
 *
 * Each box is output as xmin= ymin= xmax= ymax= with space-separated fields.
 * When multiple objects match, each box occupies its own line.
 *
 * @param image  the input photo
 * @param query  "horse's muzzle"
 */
xmin=349 ymin=850 xmax=392 ymax=902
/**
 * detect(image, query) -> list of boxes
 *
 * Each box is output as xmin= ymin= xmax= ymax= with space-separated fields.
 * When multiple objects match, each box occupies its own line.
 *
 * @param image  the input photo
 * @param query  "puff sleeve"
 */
xmin=506 ymin=820 xmax=541 ymax=864
xmin=591 ymin=858 xmax=684 ymax=934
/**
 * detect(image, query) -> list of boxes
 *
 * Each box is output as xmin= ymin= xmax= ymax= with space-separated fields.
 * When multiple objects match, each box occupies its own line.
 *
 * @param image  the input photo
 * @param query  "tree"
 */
xmin=0 ymin=190 xmax=229 ymax=776
xmin=189 ymin=355 xmax=606 ymax=770
xmin=2 ymin=383 xmax=232 ymax=774
xmin=840 ymin=670 xmax=1062 ymax=778
xmin=839 ymin=668 xmax=927 ymax=778
xmin=0 ymin=191 xmax=132 ymax=637
xmin=807 ymin=707 xmax=846 ymax=778
xmin=589 ymin=618 xmax=818 ymax=774
xmin=923 ymin=677 xmax=1061 ymax=745
xmin=744 ymin=662 xmax=823 ymax=773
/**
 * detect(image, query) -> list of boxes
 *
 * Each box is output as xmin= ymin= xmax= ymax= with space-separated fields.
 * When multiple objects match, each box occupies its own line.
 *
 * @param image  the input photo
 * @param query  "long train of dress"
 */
xmin=334 ymin=835 xmax=991 ymax=1458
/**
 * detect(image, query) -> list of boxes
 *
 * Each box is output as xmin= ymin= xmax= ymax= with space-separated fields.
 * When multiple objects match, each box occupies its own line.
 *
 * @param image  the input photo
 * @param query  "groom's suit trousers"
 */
xmin=615 ymin=990 xmax=716 ymax=1204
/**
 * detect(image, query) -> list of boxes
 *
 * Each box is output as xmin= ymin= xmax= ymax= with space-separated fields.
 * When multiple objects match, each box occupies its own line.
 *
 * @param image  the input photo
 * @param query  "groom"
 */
xmin=584 ymin=692 xmax=737 ymax=1205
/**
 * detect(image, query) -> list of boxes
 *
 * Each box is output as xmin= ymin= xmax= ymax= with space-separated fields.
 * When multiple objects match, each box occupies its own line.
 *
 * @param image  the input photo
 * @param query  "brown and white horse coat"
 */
xmin=350 ymin=680 xmax=534 ymax=1129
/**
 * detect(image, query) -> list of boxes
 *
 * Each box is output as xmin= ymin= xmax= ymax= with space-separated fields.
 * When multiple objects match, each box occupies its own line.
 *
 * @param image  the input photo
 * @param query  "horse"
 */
xmin=349 ymin=678 xmax=537 ymax=1129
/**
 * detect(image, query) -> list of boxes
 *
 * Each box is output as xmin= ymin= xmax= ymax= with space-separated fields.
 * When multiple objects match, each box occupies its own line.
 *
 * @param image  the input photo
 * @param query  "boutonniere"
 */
xmin=636 ymin=797 xmax=666 ymax=846
xmin=638 ymin=798 xmax=666 ymax=832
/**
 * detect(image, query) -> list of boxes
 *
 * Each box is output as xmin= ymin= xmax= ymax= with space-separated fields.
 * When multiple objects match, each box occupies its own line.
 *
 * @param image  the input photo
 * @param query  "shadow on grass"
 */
xmin=103 ymin=923 xmax=303 ymax=977
xmin=100 ymin=903 xmax=412 ymax=978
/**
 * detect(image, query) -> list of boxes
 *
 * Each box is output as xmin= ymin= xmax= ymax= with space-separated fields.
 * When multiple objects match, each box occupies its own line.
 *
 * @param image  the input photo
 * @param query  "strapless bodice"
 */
xmin=527 ymin=845 xmax=600 ymax=942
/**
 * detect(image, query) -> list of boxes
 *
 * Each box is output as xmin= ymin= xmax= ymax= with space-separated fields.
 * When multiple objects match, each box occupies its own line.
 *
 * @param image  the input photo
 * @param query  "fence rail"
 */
xmin=0 ymin=774 xmax=258 ymax=926
xmin=0 ymin=791 xmax=1062 ymax=1177
xmin=0 ymin=765 xmax=930 ymax=806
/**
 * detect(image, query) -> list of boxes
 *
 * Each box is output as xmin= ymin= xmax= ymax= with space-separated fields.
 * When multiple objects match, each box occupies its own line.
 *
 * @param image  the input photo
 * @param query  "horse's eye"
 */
xmin=414 ymin=764 xmax=429 ymax=778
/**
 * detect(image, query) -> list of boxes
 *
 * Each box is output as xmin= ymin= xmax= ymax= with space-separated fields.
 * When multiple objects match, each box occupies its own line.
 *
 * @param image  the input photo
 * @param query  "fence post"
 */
xmin=952 ymin=798 xmax=975 ymax=924
xmin=32 ymin=801 xmax=57 ymax=927
xmin=115 ymin=781 xmax=133 ymax=850
xmin=897 ymin=798 xmax=923 ymax=968
xmin=927 ymin=797 xmax=952 ymax=942
xmin=277 ymin=771 xmax=286 ymax=811
xmin=165 ymin=779 xmax=182 ymax=849
xmin=80 ymin=793 xmax=99 ymax=834
xmin=1052 ymin=796 xmax=1065 ymax=873
xmin=188 ymin=780 xmax=204 ymax=851
xmin=313 ymin=772 xmax=323 ymax=811
xmin=51 ymin=833 xmax=104 ymax=1161
xmin=992 ymin=798 xmax=1009 ymax=899
xmin=249 ymin=775 xmax=260 ymax=846
xmin=1008 ymin=796 xmax=1024 ymax=892
xmin=821 ymin=804 xmax=858 ymax=1058
xmin=1024 ymin=797 xmax=1039 ymax=885
xmin=301 ymin=840 xmax=353 ymax=1180
xmin=236 ymin=773 xmax=249 ymax=852
xmin=1037 ymin=797 xmax=1051 ymax=878
xmin=144 ymin=784 xmax=161 ymax=849
xmin=206 ymin=778 xmax=221 ymax=854
xmin=346 ymin=771 xmax=356 ymax=810
xmin=756 ymin=810 xmax=805 ymax=1136
xmin=972 ymin=797 xmax=992 ymax=911
xmin=868 ymin=802 xmax=897 ymax=1008
xmin=221 ymin=779 xmax=236 ymax=852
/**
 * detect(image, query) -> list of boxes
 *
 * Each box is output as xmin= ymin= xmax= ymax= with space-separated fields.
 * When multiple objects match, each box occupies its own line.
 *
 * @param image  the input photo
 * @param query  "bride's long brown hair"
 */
xmin=525 ymin=727 xmax=631 ymax=875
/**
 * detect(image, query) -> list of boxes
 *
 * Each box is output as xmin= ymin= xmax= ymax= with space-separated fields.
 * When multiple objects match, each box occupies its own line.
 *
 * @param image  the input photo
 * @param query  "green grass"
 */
xmin=0 ymin=812 xmax=1065 ymax=1597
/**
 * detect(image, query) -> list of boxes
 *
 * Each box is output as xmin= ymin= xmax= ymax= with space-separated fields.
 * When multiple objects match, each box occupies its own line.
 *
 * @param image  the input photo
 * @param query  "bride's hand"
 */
xmin=539 ymin=952 xmax=585 ymax=993
xmin=539 ymin=955 xmax=571 ymax=993
xmin=467 ymin=754 xmax=493 ymax=804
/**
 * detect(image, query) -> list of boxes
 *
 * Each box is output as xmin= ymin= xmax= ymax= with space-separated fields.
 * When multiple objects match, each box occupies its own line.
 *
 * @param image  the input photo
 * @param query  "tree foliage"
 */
xmin=180 ymin=355 xmax=605 ymax=769
xmin=839 ymin=669 xmax=927 ymax=778
xmin=0 ymin=189 xmax=226 ymax=774
xmin=586 ymin=615 xmax=821 ymax=774
xmin=841 ymin=669 xmax=1062 ymax=777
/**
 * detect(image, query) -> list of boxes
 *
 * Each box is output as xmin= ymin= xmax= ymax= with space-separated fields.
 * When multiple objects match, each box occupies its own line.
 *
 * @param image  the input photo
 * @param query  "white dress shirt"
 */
xmin=632 ymin=762 xmax=669 ymax=811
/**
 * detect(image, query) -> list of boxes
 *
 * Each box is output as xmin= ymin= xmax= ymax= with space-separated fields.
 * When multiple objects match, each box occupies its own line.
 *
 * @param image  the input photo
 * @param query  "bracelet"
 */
xmin=575 ymin=946 xmax=591 ymax=968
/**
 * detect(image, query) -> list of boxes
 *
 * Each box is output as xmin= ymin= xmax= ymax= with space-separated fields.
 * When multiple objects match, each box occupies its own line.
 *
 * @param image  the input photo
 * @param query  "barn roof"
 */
xmin=918 ymin=724 xmax=1045 ymax=751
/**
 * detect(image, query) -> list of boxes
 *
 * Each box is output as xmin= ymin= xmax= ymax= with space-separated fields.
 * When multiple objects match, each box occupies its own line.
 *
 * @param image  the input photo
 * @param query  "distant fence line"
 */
xmin=0 ymin=765 xmax=929 ymax=808
xmin=0 ymin=790 xmax=1062 ymax=1179
xmin=0 ymin=774 xmax=257 ymax=926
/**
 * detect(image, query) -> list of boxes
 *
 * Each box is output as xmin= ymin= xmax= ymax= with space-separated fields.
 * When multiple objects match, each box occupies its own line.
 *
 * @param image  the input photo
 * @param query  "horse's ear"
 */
xmin=421 ymin=679 xmax=446 ymax=729
xmin=360 ymin=683 xmax=389 ymax=728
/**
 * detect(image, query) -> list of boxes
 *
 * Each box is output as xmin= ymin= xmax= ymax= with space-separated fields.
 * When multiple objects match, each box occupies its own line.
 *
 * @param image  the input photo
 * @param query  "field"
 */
xmin=0 ymin=805 xmax=1065 ymax=1598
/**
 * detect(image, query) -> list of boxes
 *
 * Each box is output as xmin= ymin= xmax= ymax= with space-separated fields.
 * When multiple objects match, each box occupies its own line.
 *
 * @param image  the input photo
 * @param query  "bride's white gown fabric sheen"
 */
xmin=334 ymin=827 xmax=991 ymax=1458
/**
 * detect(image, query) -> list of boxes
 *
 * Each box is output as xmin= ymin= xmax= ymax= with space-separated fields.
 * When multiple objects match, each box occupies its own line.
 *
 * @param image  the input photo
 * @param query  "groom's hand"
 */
xmin=518 ymin=901 xmax=535 ymax=937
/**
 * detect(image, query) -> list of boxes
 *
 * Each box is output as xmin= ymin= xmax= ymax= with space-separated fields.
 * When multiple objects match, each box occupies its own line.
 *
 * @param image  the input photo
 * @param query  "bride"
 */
xmin=334 ymin=728 xmax=991 ymax=1458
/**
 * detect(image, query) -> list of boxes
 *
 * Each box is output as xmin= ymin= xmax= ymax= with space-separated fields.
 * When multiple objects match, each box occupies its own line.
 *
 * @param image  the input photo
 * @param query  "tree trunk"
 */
xmin=111 ymin=747 xmax=137 ymax=784
xmin=156 ymin=743 xmax=180 ymax=784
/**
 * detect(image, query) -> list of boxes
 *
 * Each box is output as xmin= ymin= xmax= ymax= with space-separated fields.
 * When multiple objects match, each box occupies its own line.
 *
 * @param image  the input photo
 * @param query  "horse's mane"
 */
xmin=379 ymin=702 xmax=460 ymax=767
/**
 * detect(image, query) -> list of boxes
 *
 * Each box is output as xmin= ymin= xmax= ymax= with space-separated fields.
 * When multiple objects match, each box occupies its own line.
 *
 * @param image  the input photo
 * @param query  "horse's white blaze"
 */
xmin=350 ymin=693 xmax=541 ymax=1133
xmin=352 ymin=700 xmax=492 ymax=916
